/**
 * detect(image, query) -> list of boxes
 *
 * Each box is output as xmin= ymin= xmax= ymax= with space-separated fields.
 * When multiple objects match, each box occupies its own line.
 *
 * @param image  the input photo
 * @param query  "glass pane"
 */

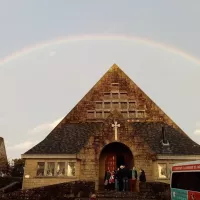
xmin=121 ymin=112 xmax=128 ymax=118
xmin=104 ymin=93 xmax=111 ymax=99
xmin=158 ymin=164 xmax=167 ymax=178
xmin=137 ymin=111 xmax=145 ymax=118
xmin=67 ymin=162 xmax=76 ymax=176
xmin=129 ymin=111 xmax=136 ymax=118
xmin=96 ymin=102 xmax=102 ymax=109
xmin=112 ymin=93 xmax=118 ymax=99
xmin=46 ymin=162 xmax=55 ymax=176
xmin=104 ymin=111 xmax=110 ymax=118
xmin=129 ymin=102 xmax=136 ymax=109
xmin=56 ymin=162 xmax=65 ymax=176
xmin=120 ymin=93 xmax=127 ymax=99
xmin=87 ymin=111 xmax=94 ymax=119
xmin=112 ymin=102 xmax=119 ymax=109
xmin=96 ymin=112 xmax=102 ymax=118
xmin=121 ymin=102 xmax=127 ymax=109
xmin=37 ymin=162 xmax=45 ymax=176
xmin=111 ymin=83 xmax=119 ymax=90
xmin=104 ymin=102 xmax=111 ymax=109
xmin=172 ymin=172 xmax=200 ymax=192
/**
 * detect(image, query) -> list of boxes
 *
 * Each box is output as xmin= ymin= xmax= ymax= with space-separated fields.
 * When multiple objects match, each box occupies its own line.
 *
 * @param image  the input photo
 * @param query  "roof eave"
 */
xmin=21 ymin=154 xmax=77 ymax=159
xmin=157 ymin=154 xmax=200 ymax=160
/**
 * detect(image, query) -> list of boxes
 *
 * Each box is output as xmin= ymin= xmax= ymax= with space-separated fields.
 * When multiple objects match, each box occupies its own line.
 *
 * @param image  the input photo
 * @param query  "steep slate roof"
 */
xmin=24 ymin=122 xmax=200 ymax=155
xmin=131 ymin=122 xmax=200 ymax=155
xmin=24 ymin=122 xmax=103 ymax=154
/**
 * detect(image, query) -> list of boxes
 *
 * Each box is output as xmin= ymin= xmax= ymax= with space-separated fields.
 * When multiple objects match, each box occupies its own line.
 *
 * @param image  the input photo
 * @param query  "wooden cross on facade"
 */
xmin=112 ymin=121 xmax=120 ymax=140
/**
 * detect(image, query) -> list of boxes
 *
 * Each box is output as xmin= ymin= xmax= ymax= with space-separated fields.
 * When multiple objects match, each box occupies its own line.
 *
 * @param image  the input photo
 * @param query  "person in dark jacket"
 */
xmin=139 ymin=169 xmax=146 ymax=182
xmin=104 ymin=169 xmax=111 ymax=190
xmin=122 ymin=165 xmax=130 ymax=191
xmin=114 ymin=168 xmax=119 ymax=191
xmin=117 ymin=165 xmax=124 ymax=191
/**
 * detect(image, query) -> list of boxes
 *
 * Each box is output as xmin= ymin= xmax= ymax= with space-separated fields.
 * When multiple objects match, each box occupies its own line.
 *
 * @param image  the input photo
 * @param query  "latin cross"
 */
xmin=112 ymin=121 xmax=120 ymax=140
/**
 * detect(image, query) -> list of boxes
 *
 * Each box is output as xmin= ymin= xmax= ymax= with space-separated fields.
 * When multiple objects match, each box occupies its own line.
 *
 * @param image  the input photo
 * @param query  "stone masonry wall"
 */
xmin=78 ymin=116 xmax=155 ymax=190
xmin=60 ymin=64 xmax=184 ymax=135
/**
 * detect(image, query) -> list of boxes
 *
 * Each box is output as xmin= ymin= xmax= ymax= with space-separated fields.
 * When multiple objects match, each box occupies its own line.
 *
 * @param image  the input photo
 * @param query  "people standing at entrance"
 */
xmin=139 ymin=169 xmax=146 ymax=191
xmin=129 ymin=166 xmax=138 ymax=192
xmin=121 ymin=165 xmax=129 ymax=191
xmin=118 ymin=165 xmax=124 ymax=191
xmin=104 ymin=169 xmax=111 ymax=190
xmin=139 ymin=169 xmax=146 ymax=182
xmin=114 ymin=168 xmax=119 ymax=191
xmin=109 ymin=171 xmax=115 ymax=190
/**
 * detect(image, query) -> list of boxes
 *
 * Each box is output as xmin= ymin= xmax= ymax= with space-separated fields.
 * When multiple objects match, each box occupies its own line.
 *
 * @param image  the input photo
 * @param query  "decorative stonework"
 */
xmin=61 ymin=64 xmax=184 ymax=134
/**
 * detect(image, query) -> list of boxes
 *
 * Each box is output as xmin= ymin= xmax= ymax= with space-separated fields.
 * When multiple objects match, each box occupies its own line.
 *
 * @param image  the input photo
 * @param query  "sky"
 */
xmin=0 ymin=0 xmax=200 ymax=159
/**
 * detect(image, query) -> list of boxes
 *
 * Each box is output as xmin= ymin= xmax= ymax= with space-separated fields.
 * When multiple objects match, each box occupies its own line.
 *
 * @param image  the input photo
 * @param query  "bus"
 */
xmin=171 ymin=160 xmax=200 ymax=200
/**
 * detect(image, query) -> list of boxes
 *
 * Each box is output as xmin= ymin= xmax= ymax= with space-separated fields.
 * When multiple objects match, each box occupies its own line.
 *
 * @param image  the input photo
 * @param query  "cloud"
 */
xmin=7 ymin=140 xmax=37 ymax=150
xmin=194 ymin=129 xmax=200 ymax=135
xmin=49 ymin=51 xmax=56 ymax=57
xmin=28 ymin=117 xmax=62 ymax=135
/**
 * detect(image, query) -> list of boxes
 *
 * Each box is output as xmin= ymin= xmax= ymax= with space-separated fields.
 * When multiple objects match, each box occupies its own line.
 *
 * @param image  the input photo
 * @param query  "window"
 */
xmin=104 ymin=102 xmax=111 ymax=109
xmin=112 ymin=93 xmax=119 ymax=99
xmin=172 ymin=172 xmax=200 ymax=192
xmin=67 ymin=162 xmax=76 ymax=176
xmin=104 ymin=92 xmax=111 ymax=99
xmin=121 ymin=111 xmax=128 ymax=118
xmin=158 ymin=163 xmax=167 ymax=179
xmin=87 ymin=111 xmax=94 ymax=119
xmin=111 ymin=83 xmax=119 ymax=90
xmin=129 ymin=101 xmax=136 ymax=109
xmin=129 ymin=111 xmax=136 ymax=118
xmin=137 ymin=111 xmax=145 ymax=118
xmin=36 ymin=161 xmax=76 ymax=177
xmin=37 ymin=162 xmax=45 ymax=176
xmin=96 ymin=111 xmax=102 ymax=118
xmin=95 ymin=102 xmax=102 ymax=109
xmin=46 ymin=162 xmax=55 ymax=176
xmin=56 ymin=162 xmax=65 ymax=176
xmin=112 ymin=102 xmax=119 ymax=109
xmin=104 ymin=111 xmax=110 ymax=118
xmin=121 ymin=102 xmax=127 ymax=109
xmin=120 ymin=92 xmax=127 ymax=99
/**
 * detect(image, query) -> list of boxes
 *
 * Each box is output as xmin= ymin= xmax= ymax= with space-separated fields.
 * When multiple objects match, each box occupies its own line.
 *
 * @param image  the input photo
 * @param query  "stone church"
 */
xmin=22 ymin=64 xmax=200 ymax=190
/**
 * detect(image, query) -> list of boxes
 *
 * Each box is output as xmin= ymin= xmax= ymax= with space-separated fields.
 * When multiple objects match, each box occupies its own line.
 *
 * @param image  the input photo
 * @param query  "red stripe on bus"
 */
xmin=172 ymin=164 xmax=200 ymax=171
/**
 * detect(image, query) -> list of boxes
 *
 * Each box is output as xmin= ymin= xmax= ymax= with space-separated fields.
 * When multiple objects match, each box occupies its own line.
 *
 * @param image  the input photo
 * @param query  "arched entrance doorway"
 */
xmin=99 ymin=142 xmax=133 ymax=189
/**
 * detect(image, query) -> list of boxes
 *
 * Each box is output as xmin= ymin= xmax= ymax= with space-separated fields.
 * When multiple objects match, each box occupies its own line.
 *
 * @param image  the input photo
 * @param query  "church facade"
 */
xmin=22 ymin=64 xmax=200 ymax=189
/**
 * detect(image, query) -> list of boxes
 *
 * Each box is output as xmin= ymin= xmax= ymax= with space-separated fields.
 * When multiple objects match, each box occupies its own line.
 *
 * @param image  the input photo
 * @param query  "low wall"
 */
xmin=140 ymin=182 xmax=171 ymax=200
xmin=0 ymin=177 xmax=22 ymax=188
xmin=0 ymin=181 xmax=95 ymax=200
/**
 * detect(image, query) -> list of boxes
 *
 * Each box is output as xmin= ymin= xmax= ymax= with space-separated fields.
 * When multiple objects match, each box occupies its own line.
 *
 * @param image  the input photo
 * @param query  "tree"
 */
xmin=11 ymin=158 xmax=25 ymax=177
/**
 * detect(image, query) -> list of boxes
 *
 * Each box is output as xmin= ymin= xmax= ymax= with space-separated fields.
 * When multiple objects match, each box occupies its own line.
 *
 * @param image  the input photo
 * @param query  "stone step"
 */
xmin=74 ymin=198 xmax=158 ymax=200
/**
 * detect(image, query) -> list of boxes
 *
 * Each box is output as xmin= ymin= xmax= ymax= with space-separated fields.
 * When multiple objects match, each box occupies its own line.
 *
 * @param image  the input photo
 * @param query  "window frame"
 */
xmin=35 ymin=161 xmax=76 ymax=178
xmin=157 ymin=163 xmax=168 ymax=180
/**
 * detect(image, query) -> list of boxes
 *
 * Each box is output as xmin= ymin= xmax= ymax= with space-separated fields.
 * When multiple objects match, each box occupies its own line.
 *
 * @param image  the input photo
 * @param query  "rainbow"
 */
xmin=0 ymin=34 xmax=200 ymax=66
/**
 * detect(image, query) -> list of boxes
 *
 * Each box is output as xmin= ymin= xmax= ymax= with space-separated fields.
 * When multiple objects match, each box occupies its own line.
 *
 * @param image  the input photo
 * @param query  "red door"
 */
xmin=105 ymin=154 xmax=116 ymax=172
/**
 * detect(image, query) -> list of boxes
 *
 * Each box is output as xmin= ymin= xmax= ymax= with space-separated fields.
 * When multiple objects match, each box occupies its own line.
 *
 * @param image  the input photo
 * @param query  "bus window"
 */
xmin=172 ymin=172 xmax=200 ymax=192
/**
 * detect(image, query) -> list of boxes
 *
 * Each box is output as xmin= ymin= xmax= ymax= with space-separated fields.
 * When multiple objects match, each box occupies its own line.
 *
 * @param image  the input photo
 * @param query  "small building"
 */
xmin=22 ymin=64 xmax=200 ymax=189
